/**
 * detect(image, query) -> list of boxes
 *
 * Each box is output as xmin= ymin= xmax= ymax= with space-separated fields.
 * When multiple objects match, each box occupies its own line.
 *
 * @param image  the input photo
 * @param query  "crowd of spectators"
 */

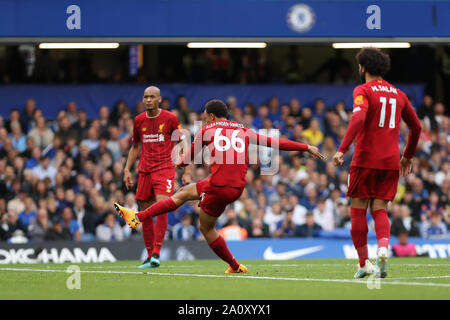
xmin=0 ymin=92 xmax=448 ymax=244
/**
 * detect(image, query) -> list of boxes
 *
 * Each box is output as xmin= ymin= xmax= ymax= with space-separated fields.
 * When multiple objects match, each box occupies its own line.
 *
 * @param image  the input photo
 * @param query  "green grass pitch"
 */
xmin=0 ymin=258 xmax=449 ymax=300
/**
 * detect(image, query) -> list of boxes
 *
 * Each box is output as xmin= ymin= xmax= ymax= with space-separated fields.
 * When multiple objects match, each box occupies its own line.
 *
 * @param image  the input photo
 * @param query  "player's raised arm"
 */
xmin=246 ymin=128 xmax=324 ymax=159
xmin=399 ymin=98 xmax=422 ymax=176
xmin=333 ymin=88 xmax=369 ymax=166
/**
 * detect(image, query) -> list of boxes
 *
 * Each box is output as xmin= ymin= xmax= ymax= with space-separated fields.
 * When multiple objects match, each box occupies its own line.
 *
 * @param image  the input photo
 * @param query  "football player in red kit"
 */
xmin=123 ymin=86 xmax=191 ymax=269
xmin=116 ymin=99 xmax=324 ymax=273
xmin=333 ymin=48 xmax=421 ymax=278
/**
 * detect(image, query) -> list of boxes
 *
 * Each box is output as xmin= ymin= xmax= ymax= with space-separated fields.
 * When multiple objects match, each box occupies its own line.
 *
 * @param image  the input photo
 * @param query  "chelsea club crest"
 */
xmin=287 ymin=4 xmax=315 ymax=33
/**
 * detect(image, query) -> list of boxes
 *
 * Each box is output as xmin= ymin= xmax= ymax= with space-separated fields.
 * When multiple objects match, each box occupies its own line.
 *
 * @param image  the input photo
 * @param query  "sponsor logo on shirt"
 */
xmin=354 ymin=95 xmax=364 ymax=105
xmin=143 ymin=134 xmax=165 ymax=143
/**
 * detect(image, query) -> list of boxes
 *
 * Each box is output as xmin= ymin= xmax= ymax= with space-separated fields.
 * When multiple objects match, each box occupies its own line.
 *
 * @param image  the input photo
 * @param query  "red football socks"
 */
xmin=208 ymin=236 xmax=240 ymax=270
xmin=372 ymin=209 xmax=390 ymax=249
xmin=141 ymin=220 xmax=154 ymax=258
xmin=350 ymin=207 xmax=369 ymax=267
xmin=153 ymin=214 xmax=168 ymax=256
xmin=137 ymin=198 xmax=178 ymax=222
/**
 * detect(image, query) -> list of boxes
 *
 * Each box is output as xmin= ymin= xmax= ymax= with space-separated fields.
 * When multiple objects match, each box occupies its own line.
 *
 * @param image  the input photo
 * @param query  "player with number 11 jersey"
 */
xmin=333 ymin=48 xmax=421 ymax=279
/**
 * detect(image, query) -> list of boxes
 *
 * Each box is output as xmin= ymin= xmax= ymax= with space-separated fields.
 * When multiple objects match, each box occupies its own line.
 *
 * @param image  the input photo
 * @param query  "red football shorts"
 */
xmin=196 ymin=178 xmax=244 ymax=217
xmin=135 ymin=169 xmax=175 ymax=201
xmin=347 ymin=166 xmax=399 ymax=201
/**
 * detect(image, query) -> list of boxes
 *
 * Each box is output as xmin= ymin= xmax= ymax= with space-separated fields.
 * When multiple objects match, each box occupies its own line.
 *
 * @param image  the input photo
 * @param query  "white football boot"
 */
xmin=354 ymin=259 xmax=375 ymax=279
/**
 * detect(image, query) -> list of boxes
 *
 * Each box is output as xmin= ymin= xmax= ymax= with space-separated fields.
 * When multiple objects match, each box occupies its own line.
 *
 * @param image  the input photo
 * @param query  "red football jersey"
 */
xmin=179 ymin=119 xmax=308 ymax=188
xmin=338 ymin=79 xmax=421 ymax=170
xmin=132 ymin=110 xmax=184 ymax=173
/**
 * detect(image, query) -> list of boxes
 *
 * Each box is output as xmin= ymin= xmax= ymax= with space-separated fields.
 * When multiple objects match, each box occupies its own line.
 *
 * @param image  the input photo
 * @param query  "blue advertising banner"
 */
xmin=0 ymin=83 xmax=425 ymax=119
xmin=227 ymin=238 xmax=450 ymax=260
xmin=0 ymin=1 xmax=449 ymax=38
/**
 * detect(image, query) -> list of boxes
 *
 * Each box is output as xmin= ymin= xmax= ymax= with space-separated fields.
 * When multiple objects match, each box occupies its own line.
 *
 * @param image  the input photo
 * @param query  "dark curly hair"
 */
xmin=205 ymin=99 xmax=228 ymax=118
xmin=356 ymin=47 xmax=391 ymax=77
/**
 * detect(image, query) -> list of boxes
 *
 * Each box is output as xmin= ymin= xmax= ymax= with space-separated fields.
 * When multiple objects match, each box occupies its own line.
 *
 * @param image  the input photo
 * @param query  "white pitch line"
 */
xmin=0 ymin=267 xmax=449 ymax=289
xmin=388 ymin=275 xmax=450 ymax=280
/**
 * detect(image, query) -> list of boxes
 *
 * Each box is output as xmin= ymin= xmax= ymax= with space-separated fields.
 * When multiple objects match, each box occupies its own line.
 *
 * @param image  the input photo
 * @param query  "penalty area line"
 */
xmin=0 ymin=267 xmax=449 ymax=288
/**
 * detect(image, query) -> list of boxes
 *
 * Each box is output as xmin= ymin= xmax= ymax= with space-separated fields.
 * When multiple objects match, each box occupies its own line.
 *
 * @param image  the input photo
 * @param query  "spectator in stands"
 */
xmin=421 ymin=211 xmax=448 ymax=238
xmin=313 ymin=198 xmax=334 ymax=231
xmin=18 ymin=196 xmax=37 ymax=229
xmin=172 ymin=213 xmax=197 ymax=240
xmin=20 ymin=98 xmax=36 ymax=132
xmin=0 ymin=209 xmax=28 ymax=242
xmin=300 ymin=184 xmax=318 ymax=211
xmin=98 ymin=105 xmax=112 ymax=135
xmin=392 ymin=230 xmax=418 ymax=257
xmin=27 ymin=116 xmax=54 ymax=150
xmin=391 ymin=204 xmax=420 ymax=237
xmin=110 ymin=100 xmax=130 ymax=124
xmin=273 ymin=210 xmax=297 ymax=238
xmin=7 ymin=185 xmax=27 ymax=214
xmin=252 ymin=104 xmax=269 ymax=130
xmin=106 ymin=126 xmax=122 ymax=161
xmin=264 ymin=202 xmax=285 ymax=235
xmin=8 ymin=121 xmax=26 ymax=153
xmin=267 ymin=96 xmax=282 ymax=129
xmin=61 ymin=206 xmax=81 ymax=242
xmin=421 ymin=191 xmax=446 ymax=223
xmin=55 ymin=116 xmax=77 ymax=145
xmin=81 ymin=127 xmax=100 ymax=151
xmin=28 ymin=208 xmax=51 ymax=242
xmin=218 ymin=215 xmax=248 ymax=241
xmin=66 ymin=101 xmax=78 ymax=125
xmin=247 ymin=208 xmax=270 ymax=238
xmin=417 ymin=94 xmax=438 ymax=131
xmin=302 ymin=118 xmax=324 ymax=146
xmin=90 ymin=133 xmax=113 ymax=162
xmin=73 ymin=192 xmax=99 ymax=240
xmin=44 ymin=215 xmax=72 ymax=241
xmin=176 ymin=95 xmax=194 ymax=125
xmin=31 ymin=155 xmax=57 ymax=186
xmin=70 ymin=109 xmax=89 ymax=142
xmin=96 ymin=212 xmax=125 ymax=242
xmin=300 ymin=107 xmax=312 ymax=129
xmin=295 ymin=211 xmax=322 ymax=238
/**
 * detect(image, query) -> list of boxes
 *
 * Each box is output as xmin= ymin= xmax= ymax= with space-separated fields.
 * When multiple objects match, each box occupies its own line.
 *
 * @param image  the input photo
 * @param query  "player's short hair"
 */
xmin=205 ymin=99 xmax=228 ymax=118
xmin=356 ymin=47 xmax=391 ymax=76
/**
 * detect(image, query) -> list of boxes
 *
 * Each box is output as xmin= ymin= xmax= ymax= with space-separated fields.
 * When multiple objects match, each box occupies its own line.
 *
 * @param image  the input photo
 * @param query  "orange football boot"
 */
xmin=114 ymin=203 xmax=140 ymax=229
xmin=225 ymin=264 xmax=248 ymax=274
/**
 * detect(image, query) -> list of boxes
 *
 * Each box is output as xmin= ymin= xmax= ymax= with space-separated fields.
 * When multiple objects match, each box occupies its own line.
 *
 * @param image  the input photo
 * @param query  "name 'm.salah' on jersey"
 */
xmin=132 ymin=110 xmax=184 ymax=173
xmin=338 ymin=79 xmax=421 ymax=170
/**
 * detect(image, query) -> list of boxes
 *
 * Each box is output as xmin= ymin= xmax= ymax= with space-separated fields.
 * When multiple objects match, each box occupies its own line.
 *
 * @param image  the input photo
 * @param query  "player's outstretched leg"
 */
xmin=199 ymin=210 xmax=247 ymax=274
xmin=114 ymin=184 xmax=200 ymax=228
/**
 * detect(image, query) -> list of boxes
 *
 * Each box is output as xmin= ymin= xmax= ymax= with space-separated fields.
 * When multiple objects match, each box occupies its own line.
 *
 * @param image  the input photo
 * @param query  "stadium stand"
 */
xmin=0 ymin=90 xmax=448 ymax=243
